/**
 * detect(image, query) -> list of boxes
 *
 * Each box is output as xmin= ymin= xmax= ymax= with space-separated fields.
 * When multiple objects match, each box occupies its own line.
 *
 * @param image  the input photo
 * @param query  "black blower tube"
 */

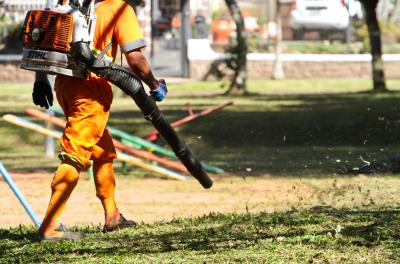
xmin=73 ymin=42 xmax=213 ymax=188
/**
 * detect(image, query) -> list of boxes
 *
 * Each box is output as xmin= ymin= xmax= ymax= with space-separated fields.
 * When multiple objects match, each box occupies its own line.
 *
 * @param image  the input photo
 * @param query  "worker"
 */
xmin=32 ymin=0 xmax=167 ymax=240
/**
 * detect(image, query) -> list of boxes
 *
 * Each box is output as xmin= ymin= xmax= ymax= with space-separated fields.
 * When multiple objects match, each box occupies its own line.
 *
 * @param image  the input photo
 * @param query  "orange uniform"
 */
xmin=40 ymin=0 xmax=147 ymax=237
xmin=56 ymin=0 xmax=146 ymax=170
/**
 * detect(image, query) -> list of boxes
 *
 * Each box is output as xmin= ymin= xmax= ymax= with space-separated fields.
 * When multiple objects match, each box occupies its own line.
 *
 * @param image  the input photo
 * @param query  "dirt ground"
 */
xmin=0 ymin=172 xmax=314 ymax=228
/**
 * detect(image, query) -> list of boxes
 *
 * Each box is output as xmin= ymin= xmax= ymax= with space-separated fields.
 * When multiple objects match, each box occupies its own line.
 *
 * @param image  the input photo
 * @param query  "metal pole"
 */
xmin=45 ymin=79 xmax=55 ymax=158
xmin=150 ymin=0 xmax=155 ymax=60
xmin=346 ymin=1 xmax=352 ymax=53
xmin=266 ymin=0 xmax=271 ymax=46
xmin=180 ymin=0 xmax=191 ymax=77
xmin=45 ymin=0 xmax=55 ymax=158
xmin=272 ymin=0 xmax=284 ymax=79
xmin=258 ymin=0 xmax=262 ymax=48
xmin=0 ymin=162 xmax=42 ymax=227
xmin=346 ymin=16 xmax=352 ymax=53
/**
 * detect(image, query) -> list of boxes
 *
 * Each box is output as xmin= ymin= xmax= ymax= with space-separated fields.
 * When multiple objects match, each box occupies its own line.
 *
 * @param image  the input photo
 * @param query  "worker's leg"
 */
xmin=39 ymin=161 xmax=80 ymax=237
xmin=93 ymin=161 xmax=120 ymax=226
xmin=39 ymin=75 xmax=113 ymax=239
xmin=53 ymin=75 xmax=134 ymax=233
xmin=93 ymin=159 xmax=137 ymax=232
xmin=92 ymin=130 xmax=136 ymax=232
xmin=40 ymin=80 xmax=106 ymax=236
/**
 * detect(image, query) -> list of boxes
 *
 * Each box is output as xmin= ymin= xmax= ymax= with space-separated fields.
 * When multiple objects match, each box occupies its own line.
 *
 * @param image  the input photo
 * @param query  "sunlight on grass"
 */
xmin=168 ymin=79 xmax=400 ymax=95
xmin=0 ymin=82 xmax=32 ymax=94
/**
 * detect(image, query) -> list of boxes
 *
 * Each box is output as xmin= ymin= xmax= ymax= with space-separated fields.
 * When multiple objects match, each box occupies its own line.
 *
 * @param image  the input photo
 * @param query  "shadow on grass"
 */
xmin=3 ymin=90 xmax=400 ymax=176
xmin=0 ymin=227 xmax=40 ymax=243
xmin=1 ymin=207 xmax=399 ymax=261
xmin=109 ymin=91 xmax=400 ymax=177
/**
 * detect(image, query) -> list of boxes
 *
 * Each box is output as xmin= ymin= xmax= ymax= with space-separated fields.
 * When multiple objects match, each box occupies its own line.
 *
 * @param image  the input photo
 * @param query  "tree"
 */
xmin=359 ymin=0 xmax=387 ymax=91
xmin=224 ymin=0 xmax=248 ymax=95
xmin=272 ymin=0 xmax=284 ymax=80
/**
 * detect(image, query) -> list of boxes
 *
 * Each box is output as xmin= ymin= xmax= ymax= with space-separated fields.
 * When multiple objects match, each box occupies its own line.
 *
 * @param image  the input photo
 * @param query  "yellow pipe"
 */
xmin=2 ymin=114 xmax=188 ymax=181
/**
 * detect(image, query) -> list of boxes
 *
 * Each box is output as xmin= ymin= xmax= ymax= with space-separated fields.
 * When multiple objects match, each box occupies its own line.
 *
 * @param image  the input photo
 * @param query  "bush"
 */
xmin=0 ymin=23 xmax=23 ymax=54
xmin=354 ymin=19 xmax=400 ymax=53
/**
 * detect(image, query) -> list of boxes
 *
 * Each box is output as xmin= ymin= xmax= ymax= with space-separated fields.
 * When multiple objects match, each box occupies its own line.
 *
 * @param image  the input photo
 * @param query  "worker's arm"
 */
xmin=125 ymin=49 xmax=167 ymax=101
xmin=125 ymin=49 xmax=158 ymax=90
xmin=113 ymin=2 xmax=166 ymax=100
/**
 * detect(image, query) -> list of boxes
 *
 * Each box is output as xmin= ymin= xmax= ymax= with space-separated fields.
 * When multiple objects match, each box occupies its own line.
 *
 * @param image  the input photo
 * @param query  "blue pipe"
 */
xmin=0 ymin=162 xmax=41 ymax=227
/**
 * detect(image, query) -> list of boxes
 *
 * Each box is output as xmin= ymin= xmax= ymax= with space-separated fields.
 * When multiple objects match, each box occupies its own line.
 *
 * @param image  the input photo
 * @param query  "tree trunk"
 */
xmin=272 ymin=0 xmax=285 ymax=79
xmin=360 ymin=0 xmax=387 ymax=91
xmin=224 ymin=0 xmax=248 ymax=95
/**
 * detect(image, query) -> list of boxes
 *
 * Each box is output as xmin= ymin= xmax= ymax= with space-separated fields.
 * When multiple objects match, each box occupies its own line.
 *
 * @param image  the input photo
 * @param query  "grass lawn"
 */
xmin=1 ymin=79 xmax=400 ymax=263
xmin=2 ymin=207 xmax=400 ymax=263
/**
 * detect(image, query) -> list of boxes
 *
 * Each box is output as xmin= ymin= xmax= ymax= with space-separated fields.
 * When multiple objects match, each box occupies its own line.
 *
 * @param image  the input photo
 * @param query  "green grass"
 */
xmin=283 ymin=42 xmax=400 ymax=54
xmin=1 ymin=207 xmax=400 ymax=263
xmin=1 ymin=79 xmax=400 ymax=262
xmin=285 ymin=41 xmax=353 ymax=54
xmin=169 ymin=79 xmax=400 ymax=94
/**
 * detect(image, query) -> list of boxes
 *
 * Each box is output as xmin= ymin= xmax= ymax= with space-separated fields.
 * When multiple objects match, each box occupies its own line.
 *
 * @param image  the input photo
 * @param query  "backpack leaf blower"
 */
xmin=20 ymin=0 xmax=212 ymax=188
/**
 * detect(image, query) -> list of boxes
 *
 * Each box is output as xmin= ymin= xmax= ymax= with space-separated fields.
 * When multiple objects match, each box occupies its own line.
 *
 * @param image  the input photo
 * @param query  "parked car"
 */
xmin=290 ymin=0 xmax=350 ymax=30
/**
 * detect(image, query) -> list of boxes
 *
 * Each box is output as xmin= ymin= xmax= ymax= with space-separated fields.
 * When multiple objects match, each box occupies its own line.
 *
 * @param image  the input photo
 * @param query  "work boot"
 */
xmin=41 ymin=224 xmax=86 ymax=241
xmin=103 ymin=214 xmax=137 ymax=232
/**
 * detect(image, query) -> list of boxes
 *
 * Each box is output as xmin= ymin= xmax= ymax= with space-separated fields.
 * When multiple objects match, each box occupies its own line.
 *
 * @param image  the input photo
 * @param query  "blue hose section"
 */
xmin=0 ymin=162 xmax=42 ymax=227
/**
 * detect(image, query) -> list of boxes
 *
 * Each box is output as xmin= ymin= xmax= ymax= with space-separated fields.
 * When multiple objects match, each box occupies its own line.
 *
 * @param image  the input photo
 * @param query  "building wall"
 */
xmin=189 ymin=55 xmax=400 ymax=80
xmin=3 ymin=55 xmax=400 ymax=82
xmin=0 ymin=61 xmax=35 ymax=82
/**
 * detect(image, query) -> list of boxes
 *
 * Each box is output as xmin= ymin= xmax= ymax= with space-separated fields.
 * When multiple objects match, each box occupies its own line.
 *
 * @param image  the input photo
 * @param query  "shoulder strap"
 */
xmin=96 ymin=42 xmax=113 ymax=60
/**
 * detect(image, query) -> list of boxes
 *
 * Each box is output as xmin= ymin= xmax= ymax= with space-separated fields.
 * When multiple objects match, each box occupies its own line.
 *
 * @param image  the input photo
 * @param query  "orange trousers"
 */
xmin=40 ymin=75 xmax=119 ymax=235
xmin=55 ymin=75 xmax=117 ymax=170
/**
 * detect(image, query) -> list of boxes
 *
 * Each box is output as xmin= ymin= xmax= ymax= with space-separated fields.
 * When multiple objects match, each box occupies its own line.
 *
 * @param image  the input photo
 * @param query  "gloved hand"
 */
xmin=150 ymin=79 xmax=168 ymax=102
xmin=32 ymin=78 xmax=53 ymax=109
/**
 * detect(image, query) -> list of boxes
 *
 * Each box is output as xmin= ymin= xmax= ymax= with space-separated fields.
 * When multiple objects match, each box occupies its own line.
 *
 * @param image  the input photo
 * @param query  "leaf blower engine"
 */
xmin=20 ymin=0 xmax=213 ymax=188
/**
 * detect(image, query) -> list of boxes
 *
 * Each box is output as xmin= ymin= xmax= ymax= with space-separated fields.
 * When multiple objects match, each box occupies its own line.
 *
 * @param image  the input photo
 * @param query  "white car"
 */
xmin=290 ymin=0 xmax=350 ymax=30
